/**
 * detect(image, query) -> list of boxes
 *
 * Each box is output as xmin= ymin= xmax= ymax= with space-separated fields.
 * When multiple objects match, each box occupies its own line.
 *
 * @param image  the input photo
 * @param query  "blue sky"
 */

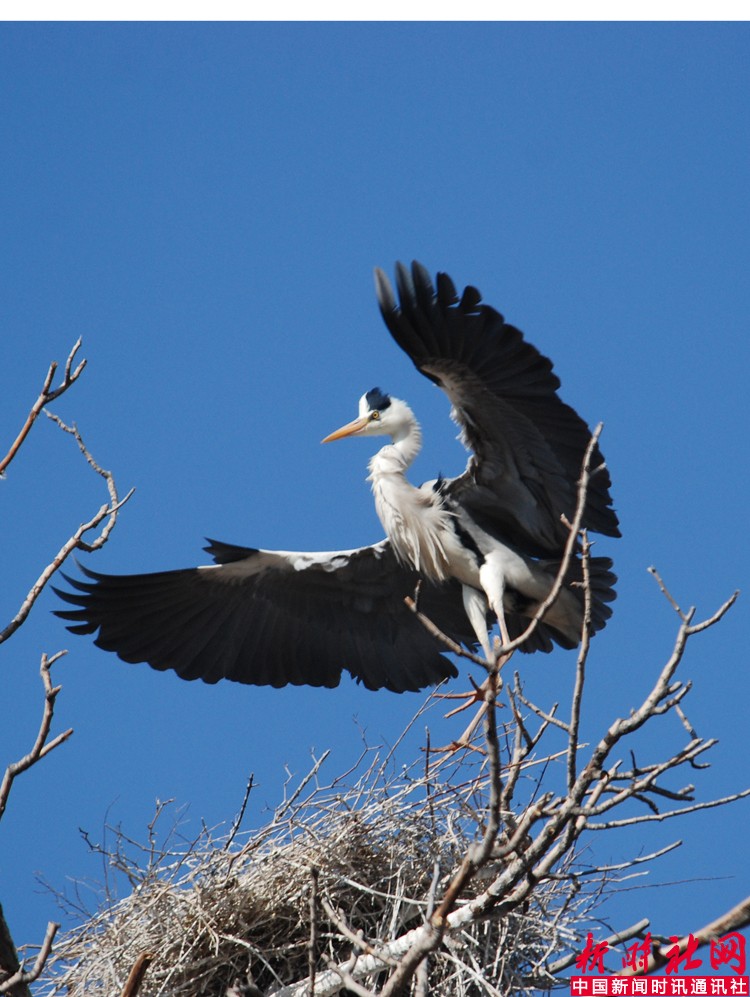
xmin=1 ymin=21 xmax=749 ymax=973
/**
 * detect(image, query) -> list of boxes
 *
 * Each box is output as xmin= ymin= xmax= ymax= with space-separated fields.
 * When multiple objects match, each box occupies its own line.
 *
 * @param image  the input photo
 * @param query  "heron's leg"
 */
xmin=435 ymin=586 xmax=492 ymax=710
xmin=430 ymin=584 xmax=508 ymax=756
xmin=479 ymin=558 xmax=509 ymax=650
xmin=461 ymin=584 xmax=493 ymax=662
xmin=496 ymin=612 xmax=512 ymax=652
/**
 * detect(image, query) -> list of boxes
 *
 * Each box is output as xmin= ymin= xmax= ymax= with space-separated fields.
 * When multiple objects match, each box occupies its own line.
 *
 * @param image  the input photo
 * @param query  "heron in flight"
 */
xmin=55 ymin=262 xmax=619 ymax=694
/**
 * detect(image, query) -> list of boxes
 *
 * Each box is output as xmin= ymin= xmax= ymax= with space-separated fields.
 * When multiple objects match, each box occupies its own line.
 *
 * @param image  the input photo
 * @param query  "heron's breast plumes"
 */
xmin=368 ymin=447 xmax=455 ymax=583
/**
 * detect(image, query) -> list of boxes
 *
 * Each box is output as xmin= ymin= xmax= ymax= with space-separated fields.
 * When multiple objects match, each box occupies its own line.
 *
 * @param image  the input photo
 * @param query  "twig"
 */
xmin=0 ymin=339 xmax=86 ymax=478
xmin=567 ymin=533 xmax=593 ymax=791
xmin=649 ymin=567 xmax=739 ymax=636
xmin=647 ymin=566 xmax=685 ymax=618
xmin=0 ymin=652 xmax=73 ymax=822
xmin=403 ymin=597 xmax=489 ymax=670
xmin=229 ymin=751 xmax=331 ymax=872
xmin=224 ymin=775 xmax=254 ymax=853
xmin=320 ymin=899 xmax=397 ymax=967
xmin=512 ymin=688 xmax=567 ymax=733
xmin=587 ymin=786 xmax=750 ymax=829
xmin=0 ymin=421 xmax=134 ymax=646
xmin=560 ymin=841 xmax=682 ymax=878
xmin=308 ymin=867 xmax=319 ymax=997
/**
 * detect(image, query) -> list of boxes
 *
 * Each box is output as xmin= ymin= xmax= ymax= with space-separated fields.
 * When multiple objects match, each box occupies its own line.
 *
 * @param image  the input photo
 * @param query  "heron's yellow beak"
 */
xmin=321 ymin=416 xmax=370 ymax=444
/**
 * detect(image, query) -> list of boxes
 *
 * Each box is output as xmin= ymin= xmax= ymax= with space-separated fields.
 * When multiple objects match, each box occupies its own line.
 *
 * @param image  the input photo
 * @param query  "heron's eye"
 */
xmin=370 ymin=411 xmax=380 ymax=421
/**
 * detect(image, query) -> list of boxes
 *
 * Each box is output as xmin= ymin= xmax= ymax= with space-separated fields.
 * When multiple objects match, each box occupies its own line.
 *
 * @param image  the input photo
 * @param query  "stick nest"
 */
xmin=38 ymin=745 xmax=587 ymax=997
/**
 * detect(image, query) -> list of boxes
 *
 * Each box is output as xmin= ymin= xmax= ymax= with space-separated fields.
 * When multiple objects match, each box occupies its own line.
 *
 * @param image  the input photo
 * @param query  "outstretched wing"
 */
xmin=374 ymin=262 xmax=620 ymax=555
xmin=54 ymin=539 xmax=480 ymax=694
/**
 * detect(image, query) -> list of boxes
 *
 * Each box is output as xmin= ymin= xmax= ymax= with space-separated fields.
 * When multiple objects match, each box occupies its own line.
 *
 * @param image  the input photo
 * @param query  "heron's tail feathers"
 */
xmin=563 ymin=554 xmax=617 ymax=636
xmin=506 ymin=554 xmax=617 ymax=654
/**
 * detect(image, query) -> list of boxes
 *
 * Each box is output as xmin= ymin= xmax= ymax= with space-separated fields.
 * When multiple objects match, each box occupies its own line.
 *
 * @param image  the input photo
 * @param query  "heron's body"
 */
xmin=355 ymin=394 xmax=601 ymax=660
xmin=55 ymin=262 xmax=619 ymax=693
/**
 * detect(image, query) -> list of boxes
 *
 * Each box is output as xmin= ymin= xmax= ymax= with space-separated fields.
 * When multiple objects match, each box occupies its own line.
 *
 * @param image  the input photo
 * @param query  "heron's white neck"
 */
xmin=389 ymin=416 xmax=423 ymax=468
xmin=369 ymin=408 xmax=422 ymax=476
xmin=367 ymin=409 xmax=454 ymax=581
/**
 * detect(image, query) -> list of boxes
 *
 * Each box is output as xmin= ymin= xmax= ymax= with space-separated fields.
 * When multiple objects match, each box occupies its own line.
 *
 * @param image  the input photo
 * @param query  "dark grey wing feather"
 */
xmin=375 ymin=262 xmax=620 ymax=555
xmin=505 ymin=554 xmax=617 ymax=653
xmin=54 ymin=539 xmax=480 ymax=694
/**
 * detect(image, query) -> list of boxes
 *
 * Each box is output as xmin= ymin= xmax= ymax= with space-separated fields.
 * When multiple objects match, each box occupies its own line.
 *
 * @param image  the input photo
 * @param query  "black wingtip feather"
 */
xmin=373 ymin=267 xmax=396 ymax=316
xmin=204 ymin=538 xmax=259 ymax=564
xmin=394 ymin=261 xmax=415 ymax=310
xmin=459 ymin=284 xmax=482 ymax=312
xmin=409 ymin=260 xmax=436 ymax=311
xmin=436 ymin=271 xmax=459 ymax=307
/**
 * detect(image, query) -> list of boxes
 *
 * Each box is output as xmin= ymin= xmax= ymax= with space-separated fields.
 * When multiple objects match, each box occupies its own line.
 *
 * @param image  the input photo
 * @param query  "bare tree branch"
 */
xmin=0 ymin=418 xmax=133 ymax=646
xmin=0 ymin=651 xmax=72 ymax=823
xmin=0 ymin=347 xmax=130 ymax=997
xmin=404 ymin=596 xmax=489 ymax=671
xmin=0 ymin=903 xmax=32 ymax=997
xmin=567 ymin=533 xmax=593 ymax=792
xmin=307 ymin=866 xmax=319 ymax=997
xmin=0 ymin=919 xmax=58 ymax=995
xmin=0 ymin=340 xmax=86 ymax=478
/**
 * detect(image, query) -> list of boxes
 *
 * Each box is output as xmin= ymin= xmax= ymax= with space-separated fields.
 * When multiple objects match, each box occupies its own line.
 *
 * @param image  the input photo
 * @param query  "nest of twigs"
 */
xmin=38 ymin=736 xmax=589 ymax=997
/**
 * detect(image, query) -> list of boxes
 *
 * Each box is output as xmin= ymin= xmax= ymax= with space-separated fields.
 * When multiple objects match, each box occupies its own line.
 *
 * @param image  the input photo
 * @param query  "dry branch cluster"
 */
xmin=1 ymin=342 xmax=131 ymax=995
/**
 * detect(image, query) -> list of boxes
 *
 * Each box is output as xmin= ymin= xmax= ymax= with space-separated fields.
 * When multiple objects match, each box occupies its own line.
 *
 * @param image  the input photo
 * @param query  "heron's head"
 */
xmin=322 ymin=388 xmax=416 ymax=444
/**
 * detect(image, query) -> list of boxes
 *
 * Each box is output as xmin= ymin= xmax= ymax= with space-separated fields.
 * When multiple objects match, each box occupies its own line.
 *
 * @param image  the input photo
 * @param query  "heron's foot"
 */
xmin=437 ymin=668 xmax=504 ymax=717
xmin=429 ymin=698 xmax=494 ymax=758
xmin=428 ymin=731 xmax=488 ymax=758
xmin=435 ymin=674 xmax=487 ymax=716
xmin=429 ymin=677 xmax=505 ymax=760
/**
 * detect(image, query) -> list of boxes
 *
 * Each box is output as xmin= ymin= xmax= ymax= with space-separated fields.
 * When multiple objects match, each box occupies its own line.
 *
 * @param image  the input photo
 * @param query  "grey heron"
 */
xmin=55 ymin=262 xmax=619 ymax=694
